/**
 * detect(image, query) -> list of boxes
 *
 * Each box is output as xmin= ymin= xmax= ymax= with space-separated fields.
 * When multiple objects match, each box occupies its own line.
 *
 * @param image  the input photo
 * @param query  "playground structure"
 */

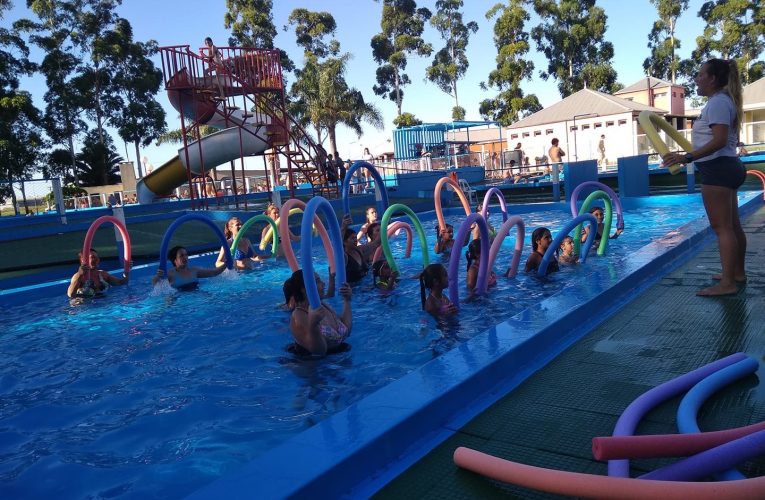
xmin=136 ymin=44 xmax=335 ymax=206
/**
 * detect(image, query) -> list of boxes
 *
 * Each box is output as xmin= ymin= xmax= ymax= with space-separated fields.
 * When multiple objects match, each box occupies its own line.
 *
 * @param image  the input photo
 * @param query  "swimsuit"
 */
xmin=172 ymin=269 xmax=199 ymax=291
xmin=345 ymin=250 xmax=369 ymax=282
xmin=234 ymin=245 xmax=255 ymax=260
xmin=434 ymin=295 xmax=454 ymax=315
xmin=469 ymin=263 xmax=498 ymax=287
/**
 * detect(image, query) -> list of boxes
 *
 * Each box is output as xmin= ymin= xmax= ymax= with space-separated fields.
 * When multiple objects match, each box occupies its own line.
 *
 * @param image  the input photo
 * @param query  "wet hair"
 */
xmin=419 ymin=263 xmax=447 ymax=309
xmin=551 ymin=138 xmax=559 ymax=146
xmin=224 ymin=216 xmax=242 ymax=240
xmin=530 ymin=227 xmax=551 ymax=252
xmin=372 ymin=259 xmax=390 ymax=285
xmin=465 ymin=238 xmax=482 ymax=273
xmin=283 ymin=269 xmax=307 ymax=304
xmin=365 ymin=206 xmax=377 ymax=220
xmin=704 ymin=58 xmax=743 ymax=134
xmin=265 ymin=203 xmax=278 ymax=215
xmin=168 ymin=245 xmax=186 ymax=262
xmin=204 ymin=37 xmax=212 ymax=44
xmin=590 ymin=206 xmax=604 ymax=215
xmin=560 ymin=235 xmax=574 ymax=248
xmin=366 ymin=222 xmax=381 ymax=239
xmin=78 ymin=248 xmax=98 ymax=258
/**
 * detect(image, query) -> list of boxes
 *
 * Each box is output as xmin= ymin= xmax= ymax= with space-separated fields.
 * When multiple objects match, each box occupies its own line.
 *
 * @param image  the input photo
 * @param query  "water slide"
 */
xmin=136 ymin=70 xmax=271 ymax=204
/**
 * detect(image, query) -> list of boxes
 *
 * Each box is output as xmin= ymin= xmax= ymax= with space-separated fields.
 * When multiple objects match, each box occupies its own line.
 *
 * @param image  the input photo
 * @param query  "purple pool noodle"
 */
xmin=640 ymin=428 xmax=765 ymax=481
xmin=675 ymin=357 xmax=758 ymax=481
xmin=608 ymin=352 xmax=748 ymax=477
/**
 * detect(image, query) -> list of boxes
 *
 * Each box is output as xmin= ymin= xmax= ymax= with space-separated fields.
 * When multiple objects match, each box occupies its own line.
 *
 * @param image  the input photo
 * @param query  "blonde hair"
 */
xmin=705 ymin=58 xmax=743 ymax=134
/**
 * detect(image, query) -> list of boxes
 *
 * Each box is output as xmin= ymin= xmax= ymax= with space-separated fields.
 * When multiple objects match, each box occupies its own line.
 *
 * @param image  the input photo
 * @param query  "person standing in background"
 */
xmin=597 ymin=135 xmax=607 ymax=168
xmin=548 ymin=138 xmax=565 ymax=175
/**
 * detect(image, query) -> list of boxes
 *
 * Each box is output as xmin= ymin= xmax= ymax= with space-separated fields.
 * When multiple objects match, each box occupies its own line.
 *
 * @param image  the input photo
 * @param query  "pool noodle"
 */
xmin=480 ymin=187 xmax=508 ymax=223
xmin=608 ymin=352 xmax=749 ymax=477
xmin=279 ymin=198 xmax=335 ymax=274
xmin=158 ymin=213 xmax=232 ymax=273
xmin=592 ymin=419 xmax=765 ymax=460
xmin=487 ymin=216 xmax=525 ymax=278
xmin=447 ymin=213 xmax=489 ymax=308
xmin=372 ymin=221 xmax=412 ymax=264
xmin=538 ymin=214 xmax=597 ymax=276
xmin=232 ymin=214 xmax=277 ymax=258
xmin=341 ymin=161 xmax=390 ymax=221
xmin=379 ymin=203 xmax=429 ymax=275
xmin=573 ymin=191 xmax=613 ymax=257
xmin=569 ymin=181 xmax=624 ymax=232
xmin=639 ymin=429 xmax=765 ymax=482
xmin=746 ymin=170 xmax=765 ymax=201
xmin=434 ymin=176 xmax=471 ymax=232
xmin=453 ymin=446 xmax=765 ymax=500
xmin=82 ymin=215 xmax=132 ymax=279
xmin=300 ymin=196 xmax=346 ymax=309
xmin=670 ymin=356 xmax=759 ymax=481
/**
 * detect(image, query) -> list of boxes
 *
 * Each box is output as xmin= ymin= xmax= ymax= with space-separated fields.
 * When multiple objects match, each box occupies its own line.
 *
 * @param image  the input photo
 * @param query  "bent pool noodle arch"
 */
xmin=593 ymin=420 xmax=765 ymax=460
xmin=573 ymin=190 xmax=613 ymax=257
xmin=608 ymin=352 xmax=749 ymax=477
xmin=159 ymin=213 xmax=232 ymax=273
xmin=638 ymin=110 xmax=693 ymax=175
xmin=259 ymin=207 xmax=304 ymax=249
xmin=639 ymin=429 xmax=765 ymax=482
xmin=538 ymin=214 xmax=597 ymax=276
xmin=448 ymin=213 xmax=489 ymax=308
xmin=746 ymin=169 xmax=765 ymax=201
xmin=300 ymin=196 xmax=346 ymax=309
xmin=379 ymin=203 xmax=429 ymax=275
xmin=569 ymin=181 xmax=624 ymax=232
xmin=278 ymin=199 xmax=335 ymax=274
xmin=341 ymin=160 xmax=390 ymax=221
xmin=372 ymin=221 xmax=413 ymax=263
xmin=666 ymin=356 xmax=759 ymax=481
xmin=480 ymin=187 xmax=508 ymax=223
xmin=453 ymin=447 xmax=765 ymax=500
xmin=82 ymin=215 xmax=132 ymax=280
xmin=434 ymin=176 xmax=472 ymax=232
xmin=234 ymin=214 xmax=278 ymax=258
xmin=488 ymin=216 xmax=525 ymax=278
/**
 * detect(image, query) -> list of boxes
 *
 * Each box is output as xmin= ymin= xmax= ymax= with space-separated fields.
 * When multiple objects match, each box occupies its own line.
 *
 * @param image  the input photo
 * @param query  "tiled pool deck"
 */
xmin=375 ymin=203 xmax=765 ymax=499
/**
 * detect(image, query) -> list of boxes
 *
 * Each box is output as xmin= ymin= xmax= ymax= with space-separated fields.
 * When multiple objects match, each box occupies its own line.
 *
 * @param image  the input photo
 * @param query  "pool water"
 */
xmin=0 ymin=195 xmax=733 ymax=498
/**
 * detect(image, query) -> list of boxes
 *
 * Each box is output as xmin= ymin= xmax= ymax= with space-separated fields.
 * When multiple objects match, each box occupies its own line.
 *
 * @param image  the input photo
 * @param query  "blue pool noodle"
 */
xmin=300 ymin=196 xmax=347 ymax=309
xmin=447 ymin=212 xmax=489 ymax=308
xmin=341 ymin=161 xmax=390 ymax=221
xmin=158 ymin=213 xmax=232 ymax=273
xmin=608 ymin=352 xmax=749 ymax=477
xmin=538 ymin=213 xmax=597 ymax=276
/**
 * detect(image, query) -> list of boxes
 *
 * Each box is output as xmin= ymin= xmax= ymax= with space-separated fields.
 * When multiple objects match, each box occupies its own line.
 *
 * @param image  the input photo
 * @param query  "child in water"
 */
xmin=465 ymin=239 xmax=497 ymax=293
xmin=372 ymin=259 xmax=397 ymax=291
xmin=153 ymin=245 xmax=226 ymax=290
xmin=524 ymin=227 xmax=559 ymax=275
xmin=581 ymin=206 xmax=623 ymax=246
xmin=558 ymin=235 xmax=578 ymax=265
xmin=434 ymin=223 xmax=455 ymax=256
xmin=67 ymin=248 xmax=130 ymax=302
xmin=420 ymin=263 xmax=458 ymax=317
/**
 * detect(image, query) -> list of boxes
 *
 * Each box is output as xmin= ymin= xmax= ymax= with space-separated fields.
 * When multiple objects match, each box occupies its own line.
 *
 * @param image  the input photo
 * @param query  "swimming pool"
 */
xmin=0 ymin=192 xmax=759 ymax=498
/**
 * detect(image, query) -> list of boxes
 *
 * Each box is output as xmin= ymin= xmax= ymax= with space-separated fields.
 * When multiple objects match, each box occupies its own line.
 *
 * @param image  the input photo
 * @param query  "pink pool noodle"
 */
xmin=593 ymin=420 xmax=765 ymax=460
xmin=453 ymin=447 xmax=765 ymax=500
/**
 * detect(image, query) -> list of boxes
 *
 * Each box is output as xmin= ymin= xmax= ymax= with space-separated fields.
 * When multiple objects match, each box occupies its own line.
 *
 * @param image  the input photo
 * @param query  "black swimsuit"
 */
xmin=345 ymin=249 xmax=369 ymax=282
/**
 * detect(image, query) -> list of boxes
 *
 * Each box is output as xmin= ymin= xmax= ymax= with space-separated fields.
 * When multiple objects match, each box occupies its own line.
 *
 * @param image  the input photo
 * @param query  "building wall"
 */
xmin=616 ymin=84 xmax=685 ymax=115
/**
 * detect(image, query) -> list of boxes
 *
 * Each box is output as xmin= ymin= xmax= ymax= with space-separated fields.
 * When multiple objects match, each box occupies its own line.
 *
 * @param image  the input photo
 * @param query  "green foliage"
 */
xmin=371 ymin=0 xmax=433 ymax=116
xmin=451 ymin=105 xmax=465 ymax=121
xmin=43 ymin=184 xmax=87 ymax=205
xmin=479 ymin=0 xmax=542 ymax=126
xmin=643 ymin=0 xmax=689 ymax=82
xmin=224 ymin=0 xmax=294 ymax=72
xmin=287 ymin=8 xmax=338 ymax=58
xmin=75 ymin=130 xmax=123 ymax=186
xmin=531 ymin=0 xmax=619 ymax=97
xmin=393 ymin=112 xmax=422 ymax=128
xmin=426 ymin=0 xmax=478 ymax=109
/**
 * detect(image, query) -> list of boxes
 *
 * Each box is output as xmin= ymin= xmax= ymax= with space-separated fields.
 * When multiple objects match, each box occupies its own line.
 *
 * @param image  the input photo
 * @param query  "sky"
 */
xmin=8 ymin=0 xmax=711 ymax=176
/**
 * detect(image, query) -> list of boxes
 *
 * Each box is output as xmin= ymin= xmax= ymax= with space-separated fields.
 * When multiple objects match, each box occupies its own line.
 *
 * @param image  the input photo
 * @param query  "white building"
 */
xmin=743 ymin=77 xmax=765 ymax=145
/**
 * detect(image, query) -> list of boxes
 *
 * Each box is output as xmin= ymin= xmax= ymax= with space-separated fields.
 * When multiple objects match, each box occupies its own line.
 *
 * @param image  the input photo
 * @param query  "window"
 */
xmin=593 ymin=123 xmax=602 ymax=128
xmin=522 ymin=132 xmax=530 ymax=138
xmin=606 ymin=121 xmax=614 ymax=127
xmin=618 ymin=119 xmax=627 ymax=125
xmin=546 ymin=129 xmax=554 ymax=135
xmin=655 ymin=92 xmax=667 ymax=98
xmin=570 ymin=125 xmax=578 ymax=131
xmin=624 ymin=97 xmax=634 ymax=101
xmin=582 ymin=124 xmax=591 ymax=130
xmin=672 ymin=92 xmax=676 ymax=97
xmin=680 ymin=92 xmax=684 ymax=98
xmin=533 ymin=130 xmax=542 ymax=136
xmin=510 ymin=134 xmax=518 ymax=139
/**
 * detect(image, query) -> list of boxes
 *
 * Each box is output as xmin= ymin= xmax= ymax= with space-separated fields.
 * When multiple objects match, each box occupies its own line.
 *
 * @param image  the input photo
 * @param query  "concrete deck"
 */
xmin=375 ymin=204 xmax=765 ymax=498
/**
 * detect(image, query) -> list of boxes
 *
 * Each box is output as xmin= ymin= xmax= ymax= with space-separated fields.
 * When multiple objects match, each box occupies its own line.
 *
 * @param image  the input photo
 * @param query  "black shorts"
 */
xmin=695 ymin=156 xmax=746 ymax=189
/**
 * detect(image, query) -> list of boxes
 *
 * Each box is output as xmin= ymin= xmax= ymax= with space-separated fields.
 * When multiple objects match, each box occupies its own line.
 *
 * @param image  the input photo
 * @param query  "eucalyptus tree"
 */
xmin=100 ymin=19 xmax=166 ymax=177
xmin=531 ymin=0 xmax=619 ymax=97
xmin=479 ymin=0 xmax=542 ymax=126
xmin=643 ymin=0 xmax=690 ymax=82
xmin=0 ymin=2 xmax=45 ymax=212
xmin=371 ymin=0 xmax=433 ymax=117
xmin=224 ymin=0 xmax=294 ymax=72
xmin=426 ymin=0 xmax=478 ymax=120
xmin=691 ymin=0 xmax=764 ymax=85
xmin=288 ymin=9 xmax=383 ymax=155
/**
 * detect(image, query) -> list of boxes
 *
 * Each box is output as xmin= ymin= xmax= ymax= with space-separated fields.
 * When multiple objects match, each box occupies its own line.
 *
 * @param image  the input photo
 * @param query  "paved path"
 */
xmin=376 ymin=204 xmax=765 ymax=499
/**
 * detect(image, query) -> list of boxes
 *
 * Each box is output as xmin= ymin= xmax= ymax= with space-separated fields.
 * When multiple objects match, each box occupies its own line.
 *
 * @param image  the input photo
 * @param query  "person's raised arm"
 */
xmin=215 ymin=245 xmax=228 ymax=267
xmin=337 ymin=282 xmax=353 ymax=334
xmin=103 ymin=262 xmax=130 ymax=286
xmin=67 ymin=266 xmax=86 ymax=298
xmin=291 ymin=309 xmax=327 ymax=356
xmin=197 ymin=264 xmax=227 ymax=278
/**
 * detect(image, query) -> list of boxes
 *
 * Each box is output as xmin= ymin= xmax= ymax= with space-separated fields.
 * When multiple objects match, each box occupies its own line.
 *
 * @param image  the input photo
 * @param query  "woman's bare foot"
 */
xmin=712 ymin=273 xmax=747 ymax=283
xmin=697 ymin=283 xmax=739 ymax=296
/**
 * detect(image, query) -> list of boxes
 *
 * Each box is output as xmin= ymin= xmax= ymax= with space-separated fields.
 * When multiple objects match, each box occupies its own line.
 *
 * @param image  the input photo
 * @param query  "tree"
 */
xmin=288 ymin=10 xmax=383 ymax=155
xmin=643 ymin=0 xmax=690 ymax=82
xmin=100 ymin=18 xmax=166 ymax=177
xmin=224 ymin=0 xmax=294 ymax=72
xmin=393 ymin=112 xmax=422 ymax=128
xmin=479 ymin=0 xmax=542 ymax=126
xmin=1 ymin=3 xmax=45 ymax=213
xmin=371 ymin=0 xmax=433 ymax=117
xmin=75 ymin=130 xmax=123 ymax=186
xmin=691 ymin=0 xmax=764 ymax=86
xmin=531 ymin=0 xmax=619 ymax=97
xmin=426 ymin=0 xmax=478 ymax=119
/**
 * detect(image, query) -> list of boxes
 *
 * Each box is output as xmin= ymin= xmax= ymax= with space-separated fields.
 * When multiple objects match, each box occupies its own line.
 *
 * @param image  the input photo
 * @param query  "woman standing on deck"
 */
xmin=662 ymin=59 xmax=746 ymax=296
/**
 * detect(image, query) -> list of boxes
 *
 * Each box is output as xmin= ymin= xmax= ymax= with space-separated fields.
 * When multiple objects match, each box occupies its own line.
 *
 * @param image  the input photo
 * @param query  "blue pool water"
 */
xmin=0 ymin=194 xmax=750 ymax=498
